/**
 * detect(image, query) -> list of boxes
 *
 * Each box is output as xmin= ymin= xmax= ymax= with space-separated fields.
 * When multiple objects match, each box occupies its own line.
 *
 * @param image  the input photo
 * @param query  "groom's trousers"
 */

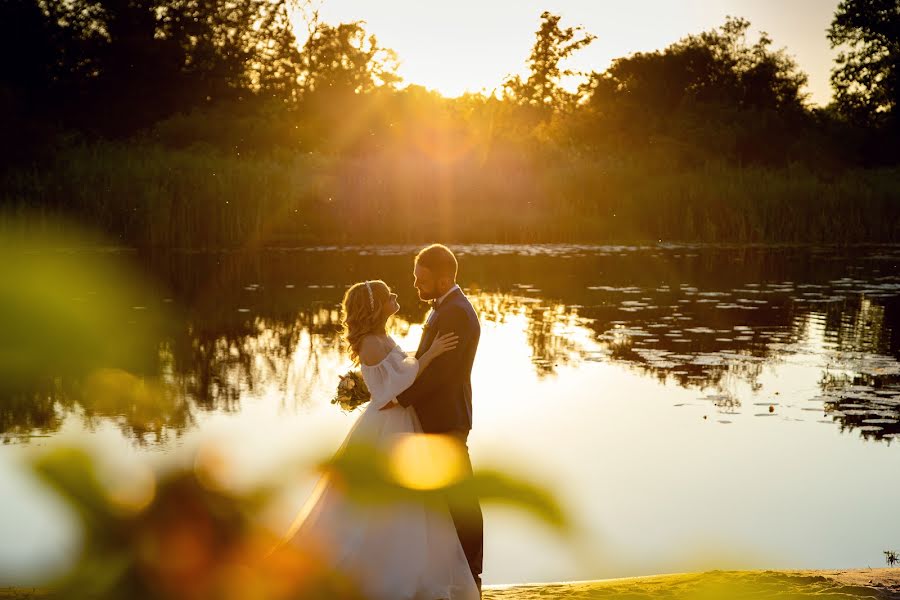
xmin=448 ymin=431 xmax=483 ymax=590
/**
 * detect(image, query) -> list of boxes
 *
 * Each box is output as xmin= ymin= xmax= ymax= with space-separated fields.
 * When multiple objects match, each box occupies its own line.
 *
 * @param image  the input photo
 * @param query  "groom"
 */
xmin=390 ymin=243 xmax=483 ymax=593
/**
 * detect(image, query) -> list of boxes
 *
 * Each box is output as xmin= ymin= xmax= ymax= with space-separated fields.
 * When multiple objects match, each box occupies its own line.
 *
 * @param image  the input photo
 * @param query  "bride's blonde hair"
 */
xmin=341 ymin=279 xmax=390 ymax=363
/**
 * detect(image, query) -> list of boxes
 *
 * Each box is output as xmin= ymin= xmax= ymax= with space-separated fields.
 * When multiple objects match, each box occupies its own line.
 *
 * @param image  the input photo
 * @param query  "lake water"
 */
xmin=2 ymin=244 xmax=900 ymax=586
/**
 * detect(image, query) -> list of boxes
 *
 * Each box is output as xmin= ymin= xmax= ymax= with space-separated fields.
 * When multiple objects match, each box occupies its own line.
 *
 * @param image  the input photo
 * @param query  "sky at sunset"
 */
xmin=307 ymin=0 xmax=840 ymax=106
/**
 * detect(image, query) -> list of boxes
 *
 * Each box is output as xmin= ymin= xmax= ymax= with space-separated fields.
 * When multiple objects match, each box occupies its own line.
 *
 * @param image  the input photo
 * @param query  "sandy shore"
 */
xmin=484 ymin=569 xmax=900 ymax=599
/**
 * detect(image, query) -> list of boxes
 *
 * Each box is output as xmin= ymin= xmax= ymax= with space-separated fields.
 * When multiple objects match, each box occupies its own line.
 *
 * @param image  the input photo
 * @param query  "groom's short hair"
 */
xmin=415 ymin=244 xmax=458 ymax=280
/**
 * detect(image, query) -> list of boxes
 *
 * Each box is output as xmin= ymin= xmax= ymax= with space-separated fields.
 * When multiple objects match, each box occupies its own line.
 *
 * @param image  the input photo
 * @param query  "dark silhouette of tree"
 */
xmin=0 ymin=0 xmax=107 ymax=163
xmin=254 ymin=2 xmax=306 ymax=101
xmin=577 ymin=17 xmax=808 ymax=164
xmin=582 ymin=17 xmax=806 ymax=115
xmin=299 ymin=21 xmax=400 ymax=96
xmin=292 ymin=17 xmax=401 ymax=154
xmin=828 ymin=0 xmax=900 ymax=125
xmin=1 ymin=2 xmax=896 ymax=175
xmin=0 ymin=1 xmax=94 ymax=110
xmin=0 ymin=0 xmax=306 ymax=135
xmin=503 ymin=11 xmax=595 ymax=112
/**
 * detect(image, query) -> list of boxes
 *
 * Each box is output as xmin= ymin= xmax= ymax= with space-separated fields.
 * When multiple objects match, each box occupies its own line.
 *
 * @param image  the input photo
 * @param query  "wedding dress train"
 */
xmin=284 ymin=340 xmax=479 ymax=600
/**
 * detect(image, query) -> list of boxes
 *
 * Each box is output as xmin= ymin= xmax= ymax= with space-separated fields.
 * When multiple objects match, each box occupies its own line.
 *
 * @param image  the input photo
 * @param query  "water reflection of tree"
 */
xmin=817 ymin=370 xmax=900 ymax=443
xmin=605 ymin=341 xmax=762 ymax=404
xmin=814 ymin=298 xmax=892 ymax=355
xmin=164 ymin=291 xmax=597 ymax=432
xmin=789 ymin=299 xmax=900 ymax=443
xmin=470 ymin=293 xmax=590 ymax=376
xmin=173 ymin=306 xmax=344 ymax=413
xmin=1 ymin=389 xmax=66 ymax=443
xmin=2 ymin=374 xmax=191 ymax=446
xmin=7 ymin=247 xmax=899 ymax=444
xmin=3 ymin=299 xmax=422 ymax=444
xmin=592 ymin=293 xmax=896 ymax=419
xmin=137 ymin=250 xmax=900 ymax=447
xmin=0 ymin=306 xmax=344 ymax=444
xmin=81 ymin=367 xmax=193 ymax=445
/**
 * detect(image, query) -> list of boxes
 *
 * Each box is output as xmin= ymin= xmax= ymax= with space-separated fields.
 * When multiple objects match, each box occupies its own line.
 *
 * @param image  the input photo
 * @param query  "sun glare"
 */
xmin=299 ymin=0 xmax=838 ymax=104
xmin=388 ymin=434 xmax=468 ymax=490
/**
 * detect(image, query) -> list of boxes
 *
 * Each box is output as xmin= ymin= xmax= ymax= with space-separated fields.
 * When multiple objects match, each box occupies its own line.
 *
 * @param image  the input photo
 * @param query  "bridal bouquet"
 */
xmin=332 ymin=370 xmax=371 ymax=412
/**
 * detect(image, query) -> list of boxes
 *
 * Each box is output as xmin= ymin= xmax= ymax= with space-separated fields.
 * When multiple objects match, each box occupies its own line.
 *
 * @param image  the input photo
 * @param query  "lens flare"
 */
xmin=387 ymin=434 xmax=467 ymax=490
xmin=194 ymin=443 xmax=233 ymax=492
xmin=105 ymin=463 xmax=156 ymax=515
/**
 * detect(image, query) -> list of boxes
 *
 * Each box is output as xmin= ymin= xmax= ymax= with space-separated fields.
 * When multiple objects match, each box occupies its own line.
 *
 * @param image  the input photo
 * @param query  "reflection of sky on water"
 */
xmin=2 ymin=245 xmax=900 ymax=585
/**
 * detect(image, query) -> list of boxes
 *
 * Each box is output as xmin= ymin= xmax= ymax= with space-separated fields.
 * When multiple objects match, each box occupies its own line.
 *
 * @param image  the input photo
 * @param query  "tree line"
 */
xmin=1 ymin=1 xmax=898 ymax=246
xmin=3 ymin=0 xmax=898 ymax=165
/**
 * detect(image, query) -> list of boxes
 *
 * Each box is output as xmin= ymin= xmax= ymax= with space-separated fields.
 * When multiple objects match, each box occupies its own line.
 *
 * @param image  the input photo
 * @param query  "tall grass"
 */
xmin=2 ymin=142 xmax=898 ymax=247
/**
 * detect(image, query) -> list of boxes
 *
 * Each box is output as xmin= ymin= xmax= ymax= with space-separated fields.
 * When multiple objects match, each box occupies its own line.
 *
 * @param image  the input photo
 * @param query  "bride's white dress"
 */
xmin=284 ymin=340 xmax=479 ymax=600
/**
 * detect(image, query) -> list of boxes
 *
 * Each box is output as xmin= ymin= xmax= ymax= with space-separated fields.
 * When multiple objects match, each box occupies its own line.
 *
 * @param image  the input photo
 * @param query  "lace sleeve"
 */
xmin=363 ymin=351 xmax=419 ymax=409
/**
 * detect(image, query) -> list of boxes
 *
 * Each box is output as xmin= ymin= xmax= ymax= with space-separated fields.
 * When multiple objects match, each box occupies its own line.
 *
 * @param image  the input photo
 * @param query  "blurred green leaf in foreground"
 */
xmin=0 ymin=218 xmax=183 ymax=442
xmin=1 ymin=217 xmax=571 ymax=599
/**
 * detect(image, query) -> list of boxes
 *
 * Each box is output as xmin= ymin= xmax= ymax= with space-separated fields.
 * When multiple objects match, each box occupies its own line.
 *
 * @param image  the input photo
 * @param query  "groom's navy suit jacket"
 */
xmin=397 ymin=288 xmax=480 ymax=434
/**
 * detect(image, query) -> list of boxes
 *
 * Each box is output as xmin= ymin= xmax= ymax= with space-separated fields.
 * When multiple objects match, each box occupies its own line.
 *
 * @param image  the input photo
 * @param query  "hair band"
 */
xmin=364 ymin=281 xmax=375 ymax=310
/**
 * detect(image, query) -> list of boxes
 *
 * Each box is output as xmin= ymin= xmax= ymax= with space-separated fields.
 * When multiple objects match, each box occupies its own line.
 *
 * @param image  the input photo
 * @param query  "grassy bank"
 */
xmin=2 ymin=142 xmax=899 ymax=247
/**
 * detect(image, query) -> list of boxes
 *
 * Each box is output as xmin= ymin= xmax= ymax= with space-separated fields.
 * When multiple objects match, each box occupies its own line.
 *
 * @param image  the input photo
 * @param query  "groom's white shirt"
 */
xmin=425 ymin=284 xmax=460 ymax=327
xmin=436 ymin=284 xmax=461 ymax=307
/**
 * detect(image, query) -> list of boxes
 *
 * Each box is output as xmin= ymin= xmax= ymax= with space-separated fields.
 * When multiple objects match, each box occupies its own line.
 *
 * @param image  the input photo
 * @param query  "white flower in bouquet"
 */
xmin=331 ymin=370 xmax=370 ymax=412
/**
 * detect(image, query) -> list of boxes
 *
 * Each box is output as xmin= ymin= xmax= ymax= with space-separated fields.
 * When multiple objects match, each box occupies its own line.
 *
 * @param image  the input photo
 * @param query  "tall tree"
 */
xmin=581 ymin=17 xmax=806 ymax=115
xmin=503 ymin=11 xmax=595 ymax=112
xmin=577 ymin=17 xmax=808 ymax=163
xmin=298 ymin=21 xmax=400 ymax=96
xmin=0 ymin=0 xmax=306 ymax=134
xmin=828 ymin=0 xmax=900 ymax=124
xmin=293 ymin=18 xmax=400 ymax=154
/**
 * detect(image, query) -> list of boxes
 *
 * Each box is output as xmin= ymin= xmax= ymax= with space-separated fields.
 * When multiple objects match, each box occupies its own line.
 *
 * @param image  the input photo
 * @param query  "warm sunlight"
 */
xmin=310 ymin=0 xmax=838 ymax=104
xmin=5 ymin=0 xmax=900 ymax=597
xmin=388 ymin=434 xmax=468 ymax=490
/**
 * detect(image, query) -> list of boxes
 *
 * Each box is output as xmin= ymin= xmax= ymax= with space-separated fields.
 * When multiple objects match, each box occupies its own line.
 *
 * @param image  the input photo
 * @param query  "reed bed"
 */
xmin=3 ymin=142 xmax=898 ymax=247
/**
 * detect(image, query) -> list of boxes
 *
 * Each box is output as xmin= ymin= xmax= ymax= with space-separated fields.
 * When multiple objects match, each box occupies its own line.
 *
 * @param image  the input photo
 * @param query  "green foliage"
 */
xmin=1 ymin=7 xmax=898 ymax=244
xmin=0 ymin=225 xmax=170 ymax=386
xmin=504 ymin=11 xmax=596 ymax=112
xmin=29 ymin=446 xmax=287 ymax=600
xmin=324 ymin=442 xmax=569 ymax=531
xmin=828 ymin=0 xmax=900 ymax=124
xmin=3 ymin=142 xmax=898 ymax=247
xmin=0 ymin=0 xmax=407 ymax=139
xmin=0 ymin=239 xmax=570 ymax=595
xmin=0 ymin=223 xmax=190 ymax=442
xmin=299 ymin=20 xmax=401 ymax=96
xmin=577 ymin=17 xmax=809 ymax=164
xmin=0 ymin=0 xmax=306 ymax=134
xmin=18 ymin=439 xmax=569 ymax=598
xmin=146 ymin=99 xmax=307 ymax=154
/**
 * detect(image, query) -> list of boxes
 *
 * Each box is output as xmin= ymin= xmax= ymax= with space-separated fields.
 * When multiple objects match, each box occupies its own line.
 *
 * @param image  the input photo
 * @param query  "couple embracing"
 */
xmin=285 ymin=244 xmax=483 ymax=600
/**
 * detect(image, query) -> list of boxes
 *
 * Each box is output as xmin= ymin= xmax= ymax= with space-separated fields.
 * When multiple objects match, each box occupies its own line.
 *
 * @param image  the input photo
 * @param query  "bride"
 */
xmin=283 ymin=279 xmax=480 ymax=600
